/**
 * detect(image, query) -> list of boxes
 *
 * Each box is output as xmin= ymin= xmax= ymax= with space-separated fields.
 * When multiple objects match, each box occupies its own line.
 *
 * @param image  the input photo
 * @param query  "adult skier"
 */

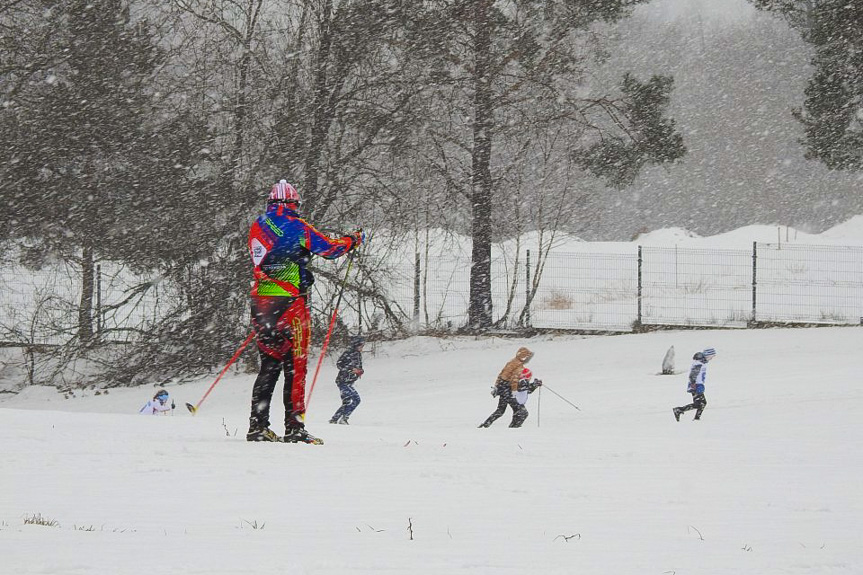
xmin=673 ymin=347 xmax=716 ymax=421
xmin=479 ymin=347 xmax=535 ymax=428
xmin=246 ymin=180 xmax=362 ymax=443
xmin=329 ymin=335 xmax=365 ymax=425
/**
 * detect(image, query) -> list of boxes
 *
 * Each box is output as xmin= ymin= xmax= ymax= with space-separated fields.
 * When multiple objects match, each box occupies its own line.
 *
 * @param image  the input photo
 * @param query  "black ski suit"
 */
xmin=481 ymin=382 xmax=524 ymax=428
xmin=330 ymin=343 xmax=363 ymax=423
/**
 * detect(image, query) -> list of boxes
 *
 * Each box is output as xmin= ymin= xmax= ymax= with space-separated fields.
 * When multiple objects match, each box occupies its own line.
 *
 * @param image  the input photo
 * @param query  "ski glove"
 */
xmin=349 ymin=229 xmax=365 ymax=250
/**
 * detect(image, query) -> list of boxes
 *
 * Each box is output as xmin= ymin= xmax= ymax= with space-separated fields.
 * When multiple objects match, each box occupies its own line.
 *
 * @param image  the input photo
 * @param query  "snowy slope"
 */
xmin=620 ymin=222 xmax=863 ymax=249
xmin=2 ymin=327 xmax=862 ymax=574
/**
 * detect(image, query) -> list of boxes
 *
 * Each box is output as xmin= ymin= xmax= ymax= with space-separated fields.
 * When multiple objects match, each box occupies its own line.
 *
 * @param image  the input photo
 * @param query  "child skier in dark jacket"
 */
xmin=673 ymin=347 xmax=716 ymax=421
xmin=330 ymin=336 xmax=365 ymax=424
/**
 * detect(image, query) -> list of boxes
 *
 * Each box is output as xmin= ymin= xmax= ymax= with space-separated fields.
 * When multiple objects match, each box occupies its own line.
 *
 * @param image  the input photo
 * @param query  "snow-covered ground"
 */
xmin=2 ymin=327 xmax=861 ymax=574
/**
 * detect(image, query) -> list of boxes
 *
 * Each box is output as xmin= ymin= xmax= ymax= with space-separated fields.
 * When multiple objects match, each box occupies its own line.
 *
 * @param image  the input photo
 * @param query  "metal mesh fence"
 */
xmin=529 ymin=250 xmax=638 ymax=331
xmin=641 ymin=246 xmax=752 ymax=328
xmin=0 ymin=263 xmax=168 ymax=346
xmin=379 ymin=254 xmax=472 ymax=329
xmin=3 ymin=242 xmax=863 ymax=346
xmin=755 ymin=243 xmax=863 ymax=325
xmin=337 ymin=251 xmax=525 ymax=331
xmin=95 ymin=266 xmax=171 ymax=342
xmin=0 ymin=264 xmax=79 ymax=346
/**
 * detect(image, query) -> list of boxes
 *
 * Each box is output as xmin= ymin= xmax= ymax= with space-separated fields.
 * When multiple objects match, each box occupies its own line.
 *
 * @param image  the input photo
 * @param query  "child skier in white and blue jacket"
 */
xmin=673 ymin=347 xmax=716 ymax=421
xmin=139 ymin=389 xmax=174 ymax=415
xmin=329 ymin=336 xmax=365 ymax=425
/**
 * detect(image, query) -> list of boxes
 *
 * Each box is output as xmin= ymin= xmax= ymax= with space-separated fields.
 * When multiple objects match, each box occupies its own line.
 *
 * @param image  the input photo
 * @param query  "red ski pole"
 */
xmin=306 ymin=254 xmax=355 ymax=408
xmin=186 ymin=331 xmax=255 ymax=414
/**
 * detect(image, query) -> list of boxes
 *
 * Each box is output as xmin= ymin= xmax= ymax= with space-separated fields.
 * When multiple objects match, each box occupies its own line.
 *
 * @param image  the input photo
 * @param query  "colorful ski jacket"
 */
xmin=687 ymin=352 xmax=709 ymax=394
xmin=248 ymin=204 xmax=358 ymax=297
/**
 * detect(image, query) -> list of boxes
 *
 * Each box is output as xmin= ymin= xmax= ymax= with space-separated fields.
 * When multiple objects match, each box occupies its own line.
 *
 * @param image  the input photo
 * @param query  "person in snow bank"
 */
xmin=329 ymin=335 xmax=365 ymax=425
xmin=673 ymin=347 xmax=716 ymax=421
xmin=139 ymin=389 xmax=174 ymax=415
xmin=479 ymin=347 xmax=535 ymax=428
xmin=246 ymin=179 xmax=363 ymax=443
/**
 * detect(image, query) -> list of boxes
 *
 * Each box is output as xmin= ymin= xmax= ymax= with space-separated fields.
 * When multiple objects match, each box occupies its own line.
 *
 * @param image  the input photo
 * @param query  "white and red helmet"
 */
xmin=268 ymin=179 xmax=300 ymax=203
xmin=520 ymin=367 xmax=532 ymax=380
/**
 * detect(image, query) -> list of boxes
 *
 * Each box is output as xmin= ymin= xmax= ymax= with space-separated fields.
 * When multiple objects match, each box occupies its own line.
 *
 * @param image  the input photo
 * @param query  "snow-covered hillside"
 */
xmin=2 ymin=327 xmax=862 ymax=574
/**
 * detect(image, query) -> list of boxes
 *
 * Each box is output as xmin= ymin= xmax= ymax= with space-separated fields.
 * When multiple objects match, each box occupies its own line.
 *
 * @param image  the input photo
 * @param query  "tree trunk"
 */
xmin=226 ymin=0 xmax=262 ymax=189
xmin=468 ymin=0 xmax=494 ymax=330
xmin=303 ymin=0 xmax=335 ymax=217
xmin=78 ymin=244 xmax=94 ymax=344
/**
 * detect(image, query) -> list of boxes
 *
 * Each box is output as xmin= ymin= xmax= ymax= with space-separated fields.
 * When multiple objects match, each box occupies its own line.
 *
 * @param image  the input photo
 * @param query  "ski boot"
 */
xmin=283 ymin=426 xmax=324 ymax=445
xmin=673 ymin=408 xmax=682 ymax=422
xmin=246 ymin=427 xmax=281 ymax=442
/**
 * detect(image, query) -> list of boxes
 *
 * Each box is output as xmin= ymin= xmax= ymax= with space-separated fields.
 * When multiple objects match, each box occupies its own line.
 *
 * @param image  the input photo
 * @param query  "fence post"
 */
xmin=751 ymin=241 xmax=757 ymax=325
xmin=525 ymin=249 xmax=531 ymax=328
xmin=413 ymin=251 xmax=420 ymax=330
xmin=96 ymin=264 xmax=102 ymax=335
xmin=636 ymin=245 xmax=643 ymax=330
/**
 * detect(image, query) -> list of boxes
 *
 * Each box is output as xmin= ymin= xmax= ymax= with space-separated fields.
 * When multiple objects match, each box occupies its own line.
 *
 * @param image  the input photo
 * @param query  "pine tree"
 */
xmin=752 ymin=0 xmax=863 ymax=169
xmin=4 ymin=0 xmax=168 ymax=343
xmin=576 ymin=73 xmax=685 ymax=188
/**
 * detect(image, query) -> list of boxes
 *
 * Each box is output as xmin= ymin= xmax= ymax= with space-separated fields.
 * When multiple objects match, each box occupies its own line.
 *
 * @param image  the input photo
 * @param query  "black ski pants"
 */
xmin=480 ymin=383 xmax=527 ymax=428
xmin=250 ymin=354 xmax=296 ymax=431
xmin=677 ymin=393 xmax=707 ymax=419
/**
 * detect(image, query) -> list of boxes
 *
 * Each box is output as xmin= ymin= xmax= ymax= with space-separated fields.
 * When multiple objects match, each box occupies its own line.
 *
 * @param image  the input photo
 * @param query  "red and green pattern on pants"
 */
xmin=249 ymin=295 xmax=310 ymax=431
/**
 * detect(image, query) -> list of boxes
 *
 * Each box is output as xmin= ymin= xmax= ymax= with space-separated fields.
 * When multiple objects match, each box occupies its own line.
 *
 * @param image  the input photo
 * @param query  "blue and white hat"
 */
xmin=702 ymin=348 xmax=717 ymax=358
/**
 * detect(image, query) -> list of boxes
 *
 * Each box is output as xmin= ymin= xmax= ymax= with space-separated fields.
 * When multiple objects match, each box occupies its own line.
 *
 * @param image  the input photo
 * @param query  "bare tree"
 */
xmin=401 ymin=0 xmax=684 ymax=329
